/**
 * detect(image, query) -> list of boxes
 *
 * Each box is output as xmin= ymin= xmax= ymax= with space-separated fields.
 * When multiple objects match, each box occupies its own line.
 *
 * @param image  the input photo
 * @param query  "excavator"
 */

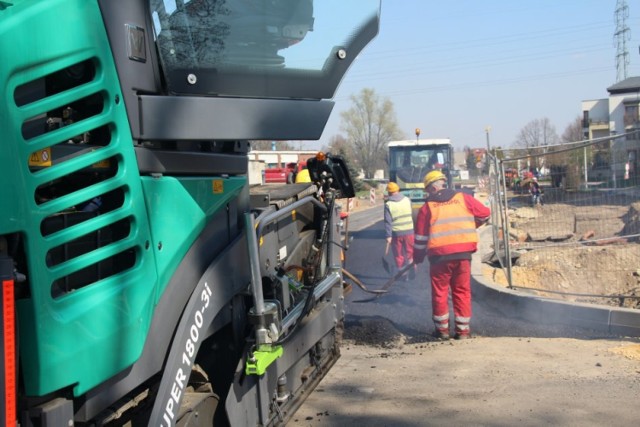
xmin=0 ymin=0 xmax=380 ymax=425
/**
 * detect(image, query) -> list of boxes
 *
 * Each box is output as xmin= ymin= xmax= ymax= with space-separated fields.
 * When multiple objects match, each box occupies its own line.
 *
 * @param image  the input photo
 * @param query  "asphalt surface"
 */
xmin=340 ymin=206 xmax=621 ymax=343
xmin=286 ymin=204 xmax=640 ymax=427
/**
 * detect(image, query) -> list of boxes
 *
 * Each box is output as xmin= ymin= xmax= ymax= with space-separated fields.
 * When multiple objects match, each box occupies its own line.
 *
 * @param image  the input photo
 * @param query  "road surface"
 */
xmin=288 ymin=205 xmax=640 ymax=426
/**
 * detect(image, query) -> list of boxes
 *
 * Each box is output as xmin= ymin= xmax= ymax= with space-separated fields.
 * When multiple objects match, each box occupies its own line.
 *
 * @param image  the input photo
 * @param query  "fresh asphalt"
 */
xmin=341 ymin=206 xmax=633 ymax=342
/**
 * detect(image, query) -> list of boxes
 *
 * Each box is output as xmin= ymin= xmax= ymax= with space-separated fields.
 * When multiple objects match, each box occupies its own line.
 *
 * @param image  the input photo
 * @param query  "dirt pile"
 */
xmin=344 ymin=318 xmax=404 ymax=348
xmin=484 ymin=195 xmax=640 ymax=309
xmin=621 ymin=201 xmax=640 ymax=237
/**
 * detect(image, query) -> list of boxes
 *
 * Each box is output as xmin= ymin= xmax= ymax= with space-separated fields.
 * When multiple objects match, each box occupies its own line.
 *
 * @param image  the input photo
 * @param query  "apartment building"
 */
xmin=582 ymin=76 xmax=640 ymax=182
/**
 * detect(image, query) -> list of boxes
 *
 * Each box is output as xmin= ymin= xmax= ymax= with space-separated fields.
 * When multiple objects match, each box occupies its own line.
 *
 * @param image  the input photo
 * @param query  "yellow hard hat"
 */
xmin=386 ymin=182 xmax=400 ymax=193
xmin=423 ymin=170 xmax=447 ymax=188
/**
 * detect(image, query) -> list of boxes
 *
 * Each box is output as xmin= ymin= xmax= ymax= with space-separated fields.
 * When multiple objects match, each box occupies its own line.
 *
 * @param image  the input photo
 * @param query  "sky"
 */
xmin=305 ymin=0 xmax=640 ymax=152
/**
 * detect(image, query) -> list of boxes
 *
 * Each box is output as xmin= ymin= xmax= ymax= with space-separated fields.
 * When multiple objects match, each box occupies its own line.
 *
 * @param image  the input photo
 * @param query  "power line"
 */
xmin=367 ymin=21 xmax=612 ymax=61
xmin=345 ymin=45 xmax=612 ymax=84
xmin=335 ymin=66 xmax=612 ymax=102
xmin=343 ymin=20 xmax=615 ymax=84
xmin=375 ymin=26 xmax=609 ymax=58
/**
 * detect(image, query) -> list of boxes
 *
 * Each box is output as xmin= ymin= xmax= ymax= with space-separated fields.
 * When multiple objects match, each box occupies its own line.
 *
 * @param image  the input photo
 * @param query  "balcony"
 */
xmin=587 ymin=119 xmax=609 ymax=131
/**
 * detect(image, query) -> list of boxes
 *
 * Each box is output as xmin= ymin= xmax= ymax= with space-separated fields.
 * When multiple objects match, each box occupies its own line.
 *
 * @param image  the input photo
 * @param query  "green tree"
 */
xmin=323 ymin=135 xmax=366 ymax=191
xmin=339 ymin=88 xmax=403 ymax=179
xmin=325 ymin=135 xmax=365 ymax=192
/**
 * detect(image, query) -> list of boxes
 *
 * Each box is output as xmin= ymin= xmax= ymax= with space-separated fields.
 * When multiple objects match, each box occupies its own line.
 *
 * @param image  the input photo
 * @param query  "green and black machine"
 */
xmin=0 ymin=0 xmax=380 ymax=425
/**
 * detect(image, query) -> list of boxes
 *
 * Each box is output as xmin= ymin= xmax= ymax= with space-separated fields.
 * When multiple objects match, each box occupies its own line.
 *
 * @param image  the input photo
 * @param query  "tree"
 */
xmin=464 ymin=146 xmax=482 ymax=178
xmin=513 ymin=117 xmax=559 ymax=149
xmin=250 ymin=140 xmax=295 ymax=151
xmin=324 ymin=135 xmax=355 ymax=161
xmin=558 ymin=115 xmax=606 ymax=188
xmin=324 ymin=135 xmax=365 ymax=192
xmin=513 ymin=117 xmax=560 ymax=178
xmin=561 ymin=116 xmax=584 ymax=143
xmin=339 ymin=88 xmax=403 ymax=179
xmin=542 ymin=116 xmax=585 ymax=188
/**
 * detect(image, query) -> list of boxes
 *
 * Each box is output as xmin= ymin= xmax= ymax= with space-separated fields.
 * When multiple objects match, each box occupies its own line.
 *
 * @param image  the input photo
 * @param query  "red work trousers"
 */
xmin=392 ymin=234 xmax=414 ymax=268
xmin=430 ymin=259 xmax=472 ymax=336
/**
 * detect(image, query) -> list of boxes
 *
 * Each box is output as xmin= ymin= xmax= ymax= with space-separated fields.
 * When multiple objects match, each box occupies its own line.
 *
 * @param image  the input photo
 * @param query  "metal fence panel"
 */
xmin=486 ymin=134 xmax=640 ymax=309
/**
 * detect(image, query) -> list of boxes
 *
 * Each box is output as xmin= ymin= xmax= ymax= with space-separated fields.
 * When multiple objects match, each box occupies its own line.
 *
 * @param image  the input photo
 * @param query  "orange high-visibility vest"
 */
xmin=427 ymin=192 xmax=478 ymax=251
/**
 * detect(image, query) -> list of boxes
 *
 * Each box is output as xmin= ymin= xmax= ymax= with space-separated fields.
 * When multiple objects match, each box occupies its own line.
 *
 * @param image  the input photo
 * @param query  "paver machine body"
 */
xmin=0 ymin=0 xmax=380 ymax=425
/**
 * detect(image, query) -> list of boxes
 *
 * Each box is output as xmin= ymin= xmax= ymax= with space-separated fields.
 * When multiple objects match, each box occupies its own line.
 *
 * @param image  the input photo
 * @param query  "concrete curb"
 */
xmin=471 ymin=226 xmax=640 ymax=337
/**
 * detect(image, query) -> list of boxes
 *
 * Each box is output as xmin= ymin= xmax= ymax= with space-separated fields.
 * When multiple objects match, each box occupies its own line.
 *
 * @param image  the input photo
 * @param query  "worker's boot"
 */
xmin=433 ymin=329 xmax=450 ymax=340
xmin=433 ymin=314 xmax=450 ymax=340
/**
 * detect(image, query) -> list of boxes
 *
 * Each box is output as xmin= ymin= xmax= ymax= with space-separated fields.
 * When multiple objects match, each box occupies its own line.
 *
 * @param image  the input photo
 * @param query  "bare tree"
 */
xmin=340 ymin=88 xmax=403 ymax=179
xmin=546 ymin=117 xmax=583 ymax=188
xmin=559 ymin=115 xmax=609 ymax=187
xmin=250 ymin=140 xmax=294 ymax=151
xmin=561 ymin=116 xmax=584 ymax=143
xmin=513 ymin=117 xmax=559 ymax=148
xmin=323 ymin=135 xmax=355 ymax=162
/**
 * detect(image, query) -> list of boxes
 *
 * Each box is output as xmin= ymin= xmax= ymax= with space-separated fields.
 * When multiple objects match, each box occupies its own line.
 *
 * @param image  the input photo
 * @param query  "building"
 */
xmin=582 ymin=76 xmax=640 ymax=182
xmin=248 ymin=150 xmax=317 ymax=169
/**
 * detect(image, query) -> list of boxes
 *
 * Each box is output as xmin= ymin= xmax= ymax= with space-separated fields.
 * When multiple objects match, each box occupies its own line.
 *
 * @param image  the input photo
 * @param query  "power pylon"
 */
xmin=614 ymin=0 xmax=630 ymax=82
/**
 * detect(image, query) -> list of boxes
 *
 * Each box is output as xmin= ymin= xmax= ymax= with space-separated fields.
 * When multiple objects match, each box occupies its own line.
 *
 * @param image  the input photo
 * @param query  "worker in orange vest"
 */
xmin=413 ymin=170 xmax=490 ymax=340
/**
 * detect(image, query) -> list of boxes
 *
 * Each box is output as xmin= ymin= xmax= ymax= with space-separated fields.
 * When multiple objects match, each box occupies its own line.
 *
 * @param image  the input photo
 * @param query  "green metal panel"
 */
xmin=1 ymin=0 xmax=159 ymax=395
xmin=141 ymin=176 xmax=246 ymax=291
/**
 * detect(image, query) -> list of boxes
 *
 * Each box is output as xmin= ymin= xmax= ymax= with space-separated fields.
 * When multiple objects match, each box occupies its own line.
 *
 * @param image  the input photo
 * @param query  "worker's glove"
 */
xmin=413 ymin=251 xmax=426 ymax=265
xmin=475 ymin=216 xmax=490 ymax=228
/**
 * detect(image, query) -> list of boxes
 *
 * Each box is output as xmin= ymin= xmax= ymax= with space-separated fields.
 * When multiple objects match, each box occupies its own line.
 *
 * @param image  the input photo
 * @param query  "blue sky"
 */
xmin=310 ymin=0 xmax=640 ymax=151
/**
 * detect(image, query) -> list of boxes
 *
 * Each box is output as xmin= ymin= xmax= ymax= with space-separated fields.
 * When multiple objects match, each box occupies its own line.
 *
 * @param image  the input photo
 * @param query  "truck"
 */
xmin=0 ymin=0 xmax=380 ymax=425
xmin=387 ymin=139 xmax=455 ymax=212
xmin=263 ymin=163 xmax=298 ymax=184
xmin=248 ymin=151 xmax=317 ymax=184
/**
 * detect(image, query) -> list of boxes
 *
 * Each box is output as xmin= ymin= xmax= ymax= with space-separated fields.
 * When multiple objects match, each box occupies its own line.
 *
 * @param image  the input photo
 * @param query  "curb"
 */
xmin=471 ymin=227 xmax=640 ymax=337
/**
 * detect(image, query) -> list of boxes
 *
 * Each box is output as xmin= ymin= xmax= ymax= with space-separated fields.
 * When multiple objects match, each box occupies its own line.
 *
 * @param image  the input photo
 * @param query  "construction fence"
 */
xmin=484 ymin=132 xmax=640 ymax=309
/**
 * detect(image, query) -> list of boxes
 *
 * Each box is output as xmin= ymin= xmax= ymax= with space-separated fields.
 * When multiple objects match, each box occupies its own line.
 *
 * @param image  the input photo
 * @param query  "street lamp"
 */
xmin=485 ymin=126 xmax=491 ymax=151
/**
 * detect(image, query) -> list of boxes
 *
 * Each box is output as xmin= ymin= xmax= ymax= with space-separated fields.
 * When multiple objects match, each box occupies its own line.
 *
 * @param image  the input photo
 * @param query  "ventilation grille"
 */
xmin=14 ymin=58 xmax=137 ymax=298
